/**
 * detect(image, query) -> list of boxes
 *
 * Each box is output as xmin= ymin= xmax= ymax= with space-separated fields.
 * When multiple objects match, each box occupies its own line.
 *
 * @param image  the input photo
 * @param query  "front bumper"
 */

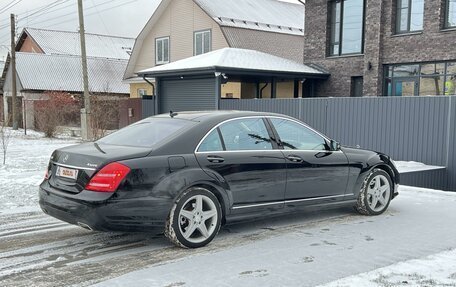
xmin=39 ymin=182 xmax=172 ymax=231
xmin=392 ymin=183 xmax=399 ymax=199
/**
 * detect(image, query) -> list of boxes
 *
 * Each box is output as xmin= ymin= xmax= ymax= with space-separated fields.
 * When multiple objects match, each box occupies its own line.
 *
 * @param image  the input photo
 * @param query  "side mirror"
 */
xmin=330 ymin=140 xmax=341 ymax=151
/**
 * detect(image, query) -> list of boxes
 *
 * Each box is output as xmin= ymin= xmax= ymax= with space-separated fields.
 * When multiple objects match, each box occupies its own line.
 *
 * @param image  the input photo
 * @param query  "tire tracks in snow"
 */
xmin=0 ymin=207 xmax=363 ymax=287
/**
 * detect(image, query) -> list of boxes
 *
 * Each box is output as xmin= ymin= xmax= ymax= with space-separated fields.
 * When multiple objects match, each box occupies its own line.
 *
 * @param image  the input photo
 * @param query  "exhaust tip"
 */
xmin=77 ymin=222 xmax=93 ymax=231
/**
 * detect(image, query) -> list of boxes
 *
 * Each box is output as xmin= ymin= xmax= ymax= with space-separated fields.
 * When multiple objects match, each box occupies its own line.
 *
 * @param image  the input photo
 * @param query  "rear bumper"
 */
xmin=39 ymin=183 xmax=172 ymax=231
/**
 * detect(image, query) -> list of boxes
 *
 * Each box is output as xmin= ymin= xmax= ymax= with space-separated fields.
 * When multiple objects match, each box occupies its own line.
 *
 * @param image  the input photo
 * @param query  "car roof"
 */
xmin=152 ymin=110 xmax=289 ymax=122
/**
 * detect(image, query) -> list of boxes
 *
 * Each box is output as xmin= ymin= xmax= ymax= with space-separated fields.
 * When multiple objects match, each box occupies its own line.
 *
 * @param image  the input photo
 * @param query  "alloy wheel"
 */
xmin=178 ymin=194 xmax=219 ymax=244
xmin=367 ymin=174 xmax=391 ymax=212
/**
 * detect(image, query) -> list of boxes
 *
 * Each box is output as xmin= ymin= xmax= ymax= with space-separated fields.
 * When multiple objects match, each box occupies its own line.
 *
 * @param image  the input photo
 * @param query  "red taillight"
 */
xmin=44 ymin=169 xmax=50 ymax=180
xmin=85 ymin=162 xmax=131 ymax=193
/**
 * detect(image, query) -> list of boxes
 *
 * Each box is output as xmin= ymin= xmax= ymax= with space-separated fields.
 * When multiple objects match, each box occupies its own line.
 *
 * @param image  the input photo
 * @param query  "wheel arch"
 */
xmin=373 ymin=164 xmax=396 ymax=185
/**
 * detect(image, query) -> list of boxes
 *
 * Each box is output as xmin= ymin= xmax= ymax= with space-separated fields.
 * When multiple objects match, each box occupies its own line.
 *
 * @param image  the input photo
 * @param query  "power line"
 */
xmin=17 ymin=0 xmax=70 ymax=23
xmin=26 ymin=0 xmax=128 ymax=27
xmin=91 ymin=0 xmax=110 ymax=35
xmin=0 ymin=0 xmax=22 ymax=14
xmin=0 ymin=0 xmax=140 ymax=45
xmin=42 ymin=0 xmax=139 ymax=28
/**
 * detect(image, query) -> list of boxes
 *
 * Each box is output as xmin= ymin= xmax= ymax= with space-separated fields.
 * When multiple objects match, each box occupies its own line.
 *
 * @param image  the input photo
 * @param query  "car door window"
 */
xmin=270 ymin=118 xmax=328 ymax=151
xmin=219 ymin=118 xmax=273 ymax=151
xmin=198 ymin=129 xmax=224 ymax=152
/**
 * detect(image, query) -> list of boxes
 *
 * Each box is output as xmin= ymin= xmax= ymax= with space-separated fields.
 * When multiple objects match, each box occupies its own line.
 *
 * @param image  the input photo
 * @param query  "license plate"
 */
xmin=56 ymin=166 xmax=78 ymax=180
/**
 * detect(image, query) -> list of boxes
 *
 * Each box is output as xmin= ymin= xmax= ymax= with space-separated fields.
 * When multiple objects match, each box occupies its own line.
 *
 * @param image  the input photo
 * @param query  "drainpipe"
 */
xmin=298 ymin=0 xmax=305 ymax=64
xmin=142 ymin=75 xmax=155 ymax=96
xmin=260 ymin=83 xmax=269 ymax=99
xmin=142 ymin=75 xmax=157 ymax=115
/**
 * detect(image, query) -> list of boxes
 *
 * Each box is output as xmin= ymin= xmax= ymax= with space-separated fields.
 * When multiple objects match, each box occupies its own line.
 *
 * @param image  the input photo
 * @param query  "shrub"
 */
xmin=35 ymin=92 xmax=81 ymax=137
xmin=90 ymin=95 xmax=120 ymax=140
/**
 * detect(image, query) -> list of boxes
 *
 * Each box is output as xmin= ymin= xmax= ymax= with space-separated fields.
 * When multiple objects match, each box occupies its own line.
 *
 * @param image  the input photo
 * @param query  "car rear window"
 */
xmin=97 ymin=118 xmax=194 ymax=147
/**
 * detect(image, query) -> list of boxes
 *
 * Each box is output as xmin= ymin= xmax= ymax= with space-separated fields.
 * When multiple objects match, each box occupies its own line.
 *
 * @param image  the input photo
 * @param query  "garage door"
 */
xmin=160 ymin=78 xmax=216 ymax=113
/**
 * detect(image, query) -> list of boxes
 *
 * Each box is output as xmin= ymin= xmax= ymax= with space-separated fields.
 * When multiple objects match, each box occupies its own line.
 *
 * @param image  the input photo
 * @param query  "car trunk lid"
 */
xmin=48 ymin=142 xmax=150 ymax=194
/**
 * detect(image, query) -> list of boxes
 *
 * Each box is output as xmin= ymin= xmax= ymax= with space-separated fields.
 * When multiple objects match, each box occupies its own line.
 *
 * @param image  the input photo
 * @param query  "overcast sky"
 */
xmin=0 ymin=0 xmax=301 ymax=60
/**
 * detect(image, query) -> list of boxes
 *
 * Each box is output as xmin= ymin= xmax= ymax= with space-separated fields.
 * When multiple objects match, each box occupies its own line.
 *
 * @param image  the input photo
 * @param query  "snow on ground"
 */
xmin=93 ymin=186 xmax=456 ymax=287
xmin=395 ymin=161 xmax=445 ymax=173
xmin=317 ymin=249 xmax=456 ymax=287
xmin=0 ymin=128 xmax=79 ymax=214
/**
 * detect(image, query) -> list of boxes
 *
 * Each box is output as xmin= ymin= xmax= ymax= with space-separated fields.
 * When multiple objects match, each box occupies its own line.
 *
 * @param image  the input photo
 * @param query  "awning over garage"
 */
xmin=137 ymin=48 xmax=329 ymax=79
xmin=137 ymin=48 xmax=330 ymax=113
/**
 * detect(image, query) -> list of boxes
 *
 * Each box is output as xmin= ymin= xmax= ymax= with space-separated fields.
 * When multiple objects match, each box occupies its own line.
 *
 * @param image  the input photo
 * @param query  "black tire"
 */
xmin=355 ymin=168 xmax=393 ymax=216
xmin=165 ymin=187 xmax=222 ymax=248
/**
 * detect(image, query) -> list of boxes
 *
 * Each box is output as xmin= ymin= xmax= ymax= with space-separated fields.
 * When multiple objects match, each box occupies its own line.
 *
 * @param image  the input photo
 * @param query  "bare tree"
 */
xmin=0 ymin=116 xmax=12 ymax=165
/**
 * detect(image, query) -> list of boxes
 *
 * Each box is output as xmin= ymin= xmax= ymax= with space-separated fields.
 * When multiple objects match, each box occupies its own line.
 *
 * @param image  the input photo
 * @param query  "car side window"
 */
xmin=219 ymin=118 xmax=273 ymax=151
xmin=198 ymin=129 xmax=224 ymax=152
xmin=270 ymin=118 xmax=328 ymax=151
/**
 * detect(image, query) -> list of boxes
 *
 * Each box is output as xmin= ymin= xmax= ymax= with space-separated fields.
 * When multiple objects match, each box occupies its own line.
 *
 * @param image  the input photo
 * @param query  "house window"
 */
xmin=156 ymin=37 xmax=169 ymax=65
xmin=384 ymin=62 xmax=456 ymax=96
xmin=137 ymin=89 xmax=147 ymax=97
xmin=446 ymin=0 xmax=456 ymax=28
xmin=396 ymin=0 xmax=424 ymax=33
xmin=194 ymin=30 xmax=211 ymax=55
xmin=329 ymin=0 xmax=365 ymax=56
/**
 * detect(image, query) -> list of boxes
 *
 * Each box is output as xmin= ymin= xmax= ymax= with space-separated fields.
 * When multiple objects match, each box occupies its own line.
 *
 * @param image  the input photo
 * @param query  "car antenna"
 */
xmin=170 ymin=111 xmax=178 ymax=118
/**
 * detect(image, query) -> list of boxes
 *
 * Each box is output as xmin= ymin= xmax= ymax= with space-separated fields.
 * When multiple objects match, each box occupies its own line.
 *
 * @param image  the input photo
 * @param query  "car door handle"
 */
xmin=207 ymin=155 xmax=225 ymax=163
xmin=286 ymin=155 xmax=304 ymax=163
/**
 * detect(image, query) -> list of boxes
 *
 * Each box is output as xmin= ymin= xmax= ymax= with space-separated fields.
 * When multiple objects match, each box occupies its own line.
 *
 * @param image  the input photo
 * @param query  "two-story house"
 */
xmin=304 ymin=0 xmax=456 ymax=97
xmin=124 ymin=0 xmax=309 ymax=100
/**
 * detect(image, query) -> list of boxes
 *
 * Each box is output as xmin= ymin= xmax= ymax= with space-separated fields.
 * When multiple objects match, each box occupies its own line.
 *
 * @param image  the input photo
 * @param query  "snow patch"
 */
xmin=0 ymin=129 xmax=79 ymax=214
xmin=317 ymin=249 xmax=456 ymax=287
xmin=395 ymin=161 xmax=445 ymax=173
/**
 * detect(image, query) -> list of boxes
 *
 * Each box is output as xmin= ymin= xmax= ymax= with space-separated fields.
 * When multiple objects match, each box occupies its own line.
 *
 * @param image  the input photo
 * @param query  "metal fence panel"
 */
xmin=142 ymin=96 xmax=156 ymax=118
xmin=220 ymin=96 xmax=454 ymax=190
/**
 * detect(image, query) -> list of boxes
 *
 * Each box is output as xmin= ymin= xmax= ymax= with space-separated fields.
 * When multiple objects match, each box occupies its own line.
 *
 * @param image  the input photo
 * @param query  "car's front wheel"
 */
xmin=355 ymin=168 xmax=393 ymax=215
xmin=165 ymin=187 xmax=222 ymax=248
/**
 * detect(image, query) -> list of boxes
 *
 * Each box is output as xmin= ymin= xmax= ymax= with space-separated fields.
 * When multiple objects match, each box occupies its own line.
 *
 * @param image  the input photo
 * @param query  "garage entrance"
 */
xmin=160 ymin=78 xmax=216 ymax=113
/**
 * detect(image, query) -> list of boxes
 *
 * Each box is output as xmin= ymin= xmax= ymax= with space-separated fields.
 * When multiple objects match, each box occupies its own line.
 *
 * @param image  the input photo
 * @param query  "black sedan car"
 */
xmin=40 ymin=111 xmax=399 ymax=248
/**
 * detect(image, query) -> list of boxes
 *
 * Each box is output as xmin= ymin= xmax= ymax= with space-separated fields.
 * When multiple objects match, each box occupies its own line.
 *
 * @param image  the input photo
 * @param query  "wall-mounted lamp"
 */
xmin=367 ymin=61 xmax=373 ymax=71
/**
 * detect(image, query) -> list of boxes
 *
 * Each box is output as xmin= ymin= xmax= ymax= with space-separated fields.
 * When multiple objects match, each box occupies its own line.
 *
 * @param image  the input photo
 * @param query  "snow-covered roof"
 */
xmin=194 ymin=0 xmax=304 ymax=36
xmin=21 ymin=28 xmax=134 ymax=60
xmin=124 ymin=0 xmax=305 ymax=80
xmin=138 ymin=48 xmax=326 ymax=77
xmin=15 ymin=52 xmax=129 ymax=94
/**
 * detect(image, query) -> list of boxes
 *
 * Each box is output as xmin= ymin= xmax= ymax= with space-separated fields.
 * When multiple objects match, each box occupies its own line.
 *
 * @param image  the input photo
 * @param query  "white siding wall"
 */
xmin=133 ymin=0 xmax=229 ymax=74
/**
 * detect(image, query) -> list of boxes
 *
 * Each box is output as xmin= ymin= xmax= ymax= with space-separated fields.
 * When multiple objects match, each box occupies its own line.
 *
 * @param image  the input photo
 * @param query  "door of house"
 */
xmin=392 ymin=78 xmax=418 ymax=96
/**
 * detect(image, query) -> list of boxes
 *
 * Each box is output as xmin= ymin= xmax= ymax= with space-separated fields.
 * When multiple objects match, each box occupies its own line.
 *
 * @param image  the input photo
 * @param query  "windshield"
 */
xmin=98 ymin=118 xmax=194 ymax=148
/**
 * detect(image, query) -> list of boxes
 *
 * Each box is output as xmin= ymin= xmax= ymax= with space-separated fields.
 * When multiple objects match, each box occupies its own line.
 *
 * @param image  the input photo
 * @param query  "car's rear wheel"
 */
xmin=355 ymin=168 xmax=393 ymax=216
xmin=165 ymin=187 xmax=222 ymax=248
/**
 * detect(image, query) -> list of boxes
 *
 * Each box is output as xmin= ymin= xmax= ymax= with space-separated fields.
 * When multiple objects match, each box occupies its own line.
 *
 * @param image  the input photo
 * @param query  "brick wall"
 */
xmin=303 ymin=0 xmax=456 ymax=97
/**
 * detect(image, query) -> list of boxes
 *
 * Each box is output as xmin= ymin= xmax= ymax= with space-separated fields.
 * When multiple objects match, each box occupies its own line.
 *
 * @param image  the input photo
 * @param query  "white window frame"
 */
xmin=194 ymin=30 xmax=211 ymax=56
xmin=137 ymin=88 xmax=147 ymax=97
xmin=155 ymin=36 xmax=169 ymax=65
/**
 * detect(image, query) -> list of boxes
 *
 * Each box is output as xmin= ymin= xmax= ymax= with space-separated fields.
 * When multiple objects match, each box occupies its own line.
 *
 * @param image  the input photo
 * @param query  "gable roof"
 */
xmin=194 ymin=0 xmax=304 ymax=36
xmin=138 ymin=48 xmax=327 ymax=78
xmin=18 ymin=28 xmax=135 ymax=60
xmin=12 ymin=52 xmax=129 ymax=94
